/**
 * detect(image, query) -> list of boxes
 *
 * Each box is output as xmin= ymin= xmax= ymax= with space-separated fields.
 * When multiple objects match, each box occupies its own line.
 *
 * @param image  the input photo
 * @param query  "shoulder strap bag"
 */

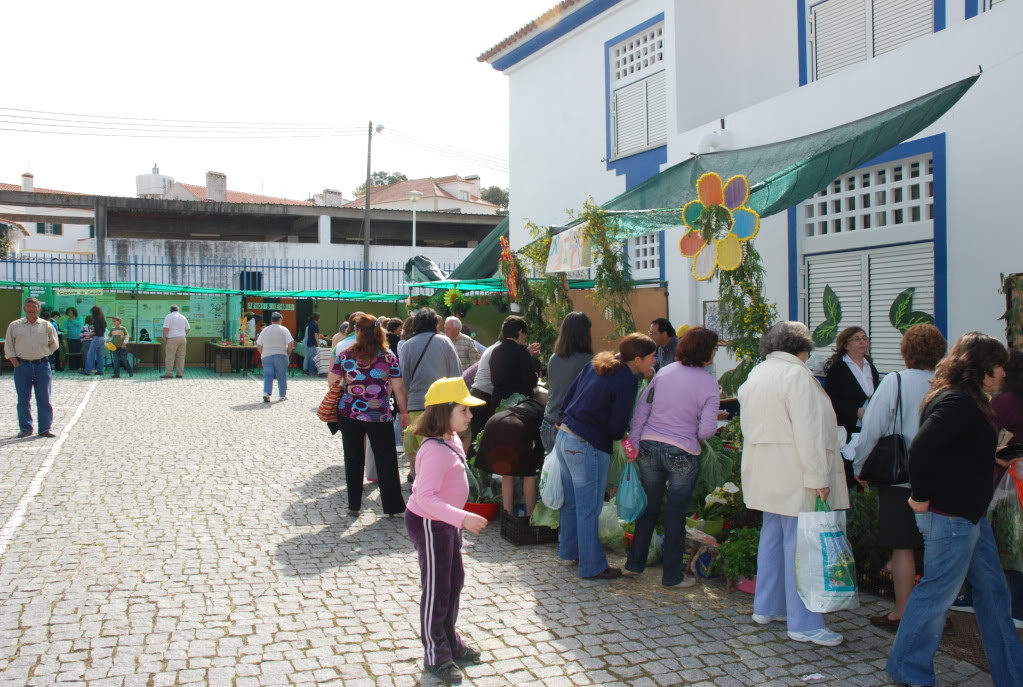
xmin=858 ymin=372 xmax=910 ymax=485
xmin=409 ymin=334 xmax=435 ymax=383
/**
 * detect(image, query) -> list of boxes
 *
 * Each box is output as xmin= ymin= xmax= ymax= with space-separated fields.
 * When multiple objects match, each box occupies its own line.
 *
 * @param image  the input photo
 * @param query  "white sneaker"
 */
xmin=752 ymin=614 xmax=786 ymax=625
xmin=787 ymin=629 xmax=843 ymax=646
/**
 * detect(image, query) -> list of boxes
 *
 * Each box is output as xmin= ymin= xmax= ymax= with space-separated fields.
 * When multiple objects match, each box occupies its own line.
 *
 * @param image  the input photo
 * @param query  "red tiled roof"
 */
xmin=177 ymin=182 xmax=314 ymax=206
xmin=0 ymin=182 xmax=88 ymax=195
xmin=0 ymin=218 xmax=31 ymax=236
xmin=478 ymin=0 xmax=587 ymax=62
xmin=343 ymin=177 xmax=498 ymax=209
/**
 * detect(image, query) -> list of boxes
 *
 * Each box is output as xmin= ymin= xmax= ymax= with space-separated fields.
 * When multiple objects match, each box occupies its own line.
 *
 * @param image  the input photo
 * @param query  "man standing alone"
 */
xmin=161 ymin=304 xmax=190 ymax=379
xmin=5 ymin=297 xmax=59 ymax=438
xmin=256 ymin=312 xmax=294 ymax=402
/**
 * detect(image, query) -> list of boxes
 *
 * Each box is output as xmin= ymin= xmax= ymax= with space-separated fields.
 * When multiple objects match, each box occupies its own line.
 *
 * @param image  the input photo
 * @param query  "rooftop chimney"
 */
xmin=320 ymin=189 xmax=346 ymax=207
xmin=206 ymin=171 xmax=227 ymax=202
xmin=21 ymin=173 xmax=34 ymax=192
xmin=464 ymin=174 xmax=481 ymax=198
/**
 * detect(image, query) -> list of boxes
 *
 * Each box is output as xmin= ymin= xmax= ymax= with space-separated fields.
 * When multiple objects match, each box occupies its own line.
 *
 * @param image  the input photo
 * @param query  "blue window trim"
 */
xmin=491 ymin=0 xmax=624 ymax=72
xmin=965 ymin=0 xmax=979 ymax=18
xmin=798 ymin=0 xmax=946 ymax=87
xmin=788 ymin=133 xmax=947 ymax=335
xmin=603 ymin=13 xmax=668 ymax=190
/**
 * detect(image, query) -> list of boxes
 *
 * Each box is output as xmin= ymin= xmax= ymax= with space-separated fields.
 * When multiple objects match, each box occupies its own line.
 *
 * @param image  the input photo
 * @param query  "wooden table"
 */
xmin=205 ymin=342 xmax=258 ymax=374
xmin=128 ymin=341 xmax=162 ymax=369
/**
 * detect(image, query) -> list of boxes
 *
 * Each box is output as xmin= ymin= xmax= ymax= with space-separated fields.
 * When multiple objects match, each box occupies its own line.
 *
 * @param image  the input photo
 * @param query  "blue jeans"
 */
xmin=262 ymin=354 xmax=288 ymax=397
xmin=754 ymin=512 xmax=827 ymax=633
xmin=888 ymin=513 xmax=1023 ymax=686
xmin=557 ymin=429 xmax=610 ymax=577
xmin=304 ymin=345 xmax=318 ymax=374
xmin=111 ymin=347 xmax=131 ymax=376
xmin=14 ymin=360 xmax=52 ymax=434
xmin=540 ymin=417 xmax=558 ymax=454
xmin=624 ymin=441 xmax=700 ymax=585
xmin=84 ymin=337 xmax=105 ymax=374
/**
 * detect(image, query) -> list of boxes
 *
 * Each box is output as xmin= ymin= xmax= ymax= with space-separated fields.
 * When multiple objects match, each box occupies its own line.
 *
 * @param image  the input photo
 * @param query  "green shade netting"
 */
xmin=0 ymin=280 xmax=406 ymax=301
xmin=544 ymin=74 xmax=978 ymax=241
xmin=402 ymin=277 xmax=661 ymax=292
xmin=447 ymin=217 xmax=507 ymax=281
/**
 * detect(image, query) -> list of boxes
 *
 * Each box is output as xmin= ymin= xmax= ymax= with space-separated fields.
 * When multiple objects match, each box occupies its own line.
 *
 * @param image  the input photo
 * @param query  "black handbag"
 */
xmin=858 ymin=372 xmax=911 ymax=485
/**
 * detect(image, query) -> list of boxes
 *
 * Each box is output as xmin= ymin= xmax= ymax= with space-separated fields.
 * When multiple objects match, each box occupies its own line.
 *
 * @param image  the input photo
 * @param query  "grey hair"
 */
xmin=759 ymin=321 xmax=815 ymax=357
xmin=444 ymin=316 xmax=462 ymax=331
xmin=270 ymin=312 xmax=283 ymax=322
xmin=169 ymin=304 xmax=179 ymax=312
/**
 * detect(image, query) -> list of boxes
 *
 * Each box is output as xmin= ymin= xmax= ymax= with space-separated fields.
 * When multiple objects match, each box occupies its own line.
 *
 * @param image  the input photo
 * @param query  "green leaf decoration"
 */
xmin=813 ymin=284 xmax=842 ymax=347
xmin=888 ymin=288 xmax=935 ymax=333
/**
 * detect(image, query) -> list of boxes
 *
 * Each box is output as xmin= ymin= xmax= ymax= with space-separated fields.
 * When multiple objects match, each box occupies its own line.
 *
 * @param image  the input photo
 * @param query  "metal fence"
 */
xmin=0 ymin=253 xmax=459 ymax=294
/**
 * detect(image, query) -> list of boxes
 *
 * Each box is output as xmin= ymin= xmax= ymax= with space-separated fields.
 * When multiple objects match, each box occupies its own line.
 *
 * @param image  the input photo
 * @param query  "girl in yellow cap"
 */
xmin=405 ymin=377 xmax=488 ymax=682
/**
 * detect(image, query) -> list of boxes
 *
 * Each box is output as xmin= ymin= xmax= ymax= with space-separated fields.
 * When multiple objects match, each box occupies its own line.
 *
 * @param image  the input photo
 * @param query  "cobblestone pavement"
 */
xmin=0 ymin=368 xmax=995 ymax=686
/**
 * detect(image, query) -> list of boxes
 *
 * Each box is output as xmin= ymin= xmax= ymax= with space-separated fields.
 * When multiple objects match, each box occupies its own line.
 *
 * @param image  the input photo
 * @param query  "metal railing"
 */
xmin=0 ymin=253 xmax=459 ymax=294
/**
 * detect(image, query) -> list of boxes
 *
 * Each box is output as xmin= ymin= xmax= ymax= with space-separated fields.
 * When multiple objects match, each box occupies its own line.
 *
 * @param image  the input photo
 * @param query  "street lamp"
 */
xmin=361 ymin=121 xmax=384 ymax=291
xmin=407 ymin=190 xmax=424 ymax=251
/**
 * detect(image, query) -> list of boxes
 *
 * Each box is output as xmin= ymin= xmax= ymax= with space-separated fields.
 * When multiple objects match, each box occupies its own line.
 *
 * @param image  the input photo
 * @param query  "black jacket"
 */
xmin=489 ymin=339 xmax=538 ymax=405
xmin=910 ymin=390 xmax=998 ymax=523
xmin=824 ymin=357 xmax=880 ymax=440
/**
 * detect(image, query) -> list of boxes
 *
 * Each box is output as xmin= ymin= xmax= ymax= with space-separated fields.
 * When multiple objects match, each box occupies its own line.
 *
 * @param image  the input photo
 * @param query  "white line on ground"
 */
xmin=0 ymin=378 xmax=99 ymax=558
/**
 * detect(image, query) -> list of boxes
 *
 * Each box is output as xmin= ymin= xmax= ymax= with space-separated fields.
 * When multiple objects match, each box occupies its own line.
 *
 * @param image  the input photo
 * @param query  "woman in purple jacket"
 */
xmin=623 ymin=327 xmax=721 ymax=587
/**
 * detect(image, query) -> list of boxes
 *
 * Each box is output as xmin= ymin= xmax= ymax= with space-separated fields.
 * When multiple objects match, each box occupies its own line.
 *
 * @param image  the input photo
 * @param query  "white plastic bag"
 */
xmin=539 ymin=448 xmax=564 ymax=510
xmin=796 ymin=498 xmax=859 ymax=613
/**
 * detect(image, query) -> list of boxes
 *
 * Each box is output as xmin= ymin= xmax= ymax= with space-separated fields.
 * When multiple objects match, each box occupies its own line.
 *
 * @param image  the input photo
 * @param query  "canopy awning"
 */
xmin=402 ymin=277 xmax=662 ymax=292
xmin=545 ymin=74 xmax=979 ymax=240
xmin=446 ymin=217 xmax=508 ymax=281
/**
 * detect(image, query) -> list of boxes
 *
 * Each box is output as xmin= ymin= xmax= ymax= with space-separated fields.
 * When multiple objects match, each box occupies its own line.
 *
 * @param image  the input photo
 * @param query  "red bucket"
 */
xmin=463 ymin=502 xmax=499 ymax=521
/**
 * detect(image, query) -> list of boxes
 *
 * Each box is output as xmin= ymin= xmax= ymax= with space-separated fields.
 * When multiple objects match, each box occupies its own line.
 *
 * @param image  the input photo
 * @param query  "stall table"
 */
xmin=128 ymin=341 xmax=162 ymax=369
xmin=206 ymin=342 xmax=258 ymax=374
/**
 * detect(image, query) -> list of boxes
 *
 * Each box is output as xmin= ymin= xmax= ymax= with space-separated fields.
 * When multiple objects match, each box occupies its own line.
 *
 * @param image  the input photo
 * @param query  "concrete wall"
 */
xmin=502 ymin=0 xmax=1023 ymax=351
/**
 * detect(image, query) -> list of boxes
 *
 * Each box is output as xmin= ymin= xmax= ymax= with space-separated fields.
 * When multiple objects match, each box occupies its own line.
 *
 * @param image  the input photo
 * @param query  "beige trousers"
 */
xmin=164 ymin=337 xmax=186 ymax=375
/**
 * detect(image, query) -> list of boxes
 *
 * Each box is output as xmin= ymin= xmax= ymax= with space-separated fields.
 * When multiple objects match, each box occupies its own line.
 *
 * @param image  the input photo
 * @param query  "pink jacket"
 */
xmin=406 ymin=437 xmax=471 ymax=529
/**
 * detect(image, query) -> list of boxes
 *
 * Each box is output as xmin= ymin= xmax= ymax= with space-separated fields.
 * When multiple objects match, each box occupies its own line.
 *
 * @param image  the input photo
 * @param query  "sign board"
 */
xmin=545 ymin=225 xmax=592 ymax=273
xmin=54 ymin=288 xmax=103 ymax=296
xmin=246 ymin=300 xmax=296 ymax=311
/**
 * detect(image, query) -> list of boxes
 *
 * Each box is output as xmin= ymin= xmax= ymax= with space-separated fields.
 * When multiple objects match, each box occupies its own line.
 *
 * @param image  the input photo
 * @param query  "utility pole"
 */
xmin=361 ymin=121 xmax=374 ymax=292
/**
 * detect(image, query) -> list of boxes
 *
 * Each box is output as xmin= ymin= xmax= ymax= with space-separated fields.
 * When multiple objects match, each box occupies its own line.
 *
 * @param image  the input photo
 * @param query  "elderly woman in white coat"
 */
xmin=738 ymin=321 xmax=850 ymax=647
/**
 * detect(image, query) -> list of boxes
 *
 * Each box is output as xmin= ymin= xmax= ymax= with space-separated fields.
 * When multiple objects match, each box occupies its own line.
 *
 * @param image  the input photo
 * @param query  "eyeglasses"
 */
xmin=849 ymin=336 xmax=869 ymax=343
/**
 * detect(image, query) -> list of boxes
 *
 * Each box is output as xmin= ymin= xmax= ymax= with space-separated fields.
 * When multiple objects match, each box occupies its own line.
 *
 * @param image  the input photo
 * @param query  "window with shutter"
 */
xmin=51 ymin=224 xmax=62 ymax=236
xmin=806 ymin=253 xmax=867 ymax=356
xmin=88 ymin=224 xmax=95 ymax=238
xmin=628 ymin=232 xmax=661 ymax=280
xmin=36 ymin=222 xmax=46 ymax=234
xmin=609 ymin=22 xmax=666 ymax=160
xmin=808 ymin=0 xmax=936 ymax=81
xmin=867 ymin=245 xmax=934 ymax=371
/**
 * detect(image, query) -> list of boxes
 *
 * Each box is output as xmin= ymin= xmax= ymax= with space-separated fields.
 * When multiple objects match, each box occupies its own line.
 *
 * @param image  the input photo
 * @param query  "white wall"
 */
xmin=21 ymin=222 xmax=95 ymax=254
xmin=369 ymin=197 xmax=499 ymax=215
xmin=504 ymin=0 xmax=1023 ymax=346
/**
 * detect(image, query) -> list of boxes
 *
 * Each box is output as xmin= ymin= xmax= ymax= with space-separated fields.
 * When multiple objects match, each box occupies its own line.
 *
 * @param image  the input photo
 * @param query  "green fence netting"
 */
xmin=402 ymin=277 xmax=661 ymax=292
xmin=543 ymin=74 xmax=979 ymax=242
xmin=0 ymin=280 xmax=407 ymax=301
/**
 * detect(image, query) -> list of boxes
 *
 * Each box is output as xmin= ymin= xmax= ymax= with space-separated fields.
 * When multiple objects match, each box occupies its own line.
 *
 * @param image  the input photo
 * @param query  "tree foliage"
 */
xmin=579 ymin=201 xmax=635 ymax=341
xmin=480 ymin=185 xmax=509 ymax=209
xmin=354 ymin=171 xmax=408 ymax=196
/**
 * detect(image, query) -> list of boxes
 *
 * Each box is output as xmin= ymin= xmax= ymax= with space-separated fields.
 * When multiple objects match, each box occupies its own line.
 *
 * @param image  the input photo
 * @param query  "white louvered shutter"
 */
xmin=645 ymin=70 xmax=667 ymax=146
xmin=872 ymin=0 xmax=933 ymax=56
xmin=612 ymin=80 xmax=646 ymax=158
xmin=806 ymin=252 xmax=866 ymax=356
xmin=867 ymin=245 xmax=934 ymax=372
xmin=812 ymin=0 xmax=868 ymax=79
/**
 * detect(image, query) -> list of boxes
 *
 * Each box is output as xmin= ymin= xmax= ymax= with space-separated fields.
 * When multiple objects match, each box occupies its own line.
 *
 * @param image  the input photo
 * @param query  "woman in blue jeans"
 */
xmin=556 ymin=333 xmax=656 ymax=579
xmin=623 ymin=327 xmax=720 ymax=587
xmin=888 ymin=332 xmax=1023 ymax=687
xmin=83 ymin=305 xmax=107 ymax=375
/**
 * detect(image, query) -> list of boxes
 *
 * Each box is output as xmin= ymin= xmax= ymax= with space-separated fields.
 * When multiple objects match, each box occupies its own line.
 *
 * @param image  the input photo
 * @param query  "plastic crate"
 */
xmin=499 ymin=510 xmax=558 ymax=546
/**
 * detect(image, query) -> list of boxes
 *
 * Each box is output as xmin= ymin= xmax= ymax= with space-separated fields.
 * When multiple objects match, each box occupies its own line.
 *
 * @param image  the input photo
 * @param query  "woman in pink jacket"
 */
xmin=405 ymin=377 xmax=489 ymax=683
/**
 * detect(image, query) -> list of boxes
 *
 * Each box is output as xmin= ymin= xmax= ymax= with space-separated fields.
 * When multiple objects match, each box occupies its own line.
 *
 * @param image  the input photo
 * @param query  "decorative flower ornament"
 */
xmin=679 ymin=173 xmax=761 ymax=281
xmin=443 ymin=288 xmax=463 ymax=308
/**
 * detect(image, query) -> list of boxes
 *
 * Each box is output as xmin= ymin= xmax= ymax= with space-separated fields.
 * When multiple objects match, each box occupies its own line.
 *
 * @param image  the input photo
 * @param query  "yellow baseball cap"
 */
xmin=424 ymin=377 xmax=486 ymax=407
xmin=676 ymin=323 xmax=692 ymax=338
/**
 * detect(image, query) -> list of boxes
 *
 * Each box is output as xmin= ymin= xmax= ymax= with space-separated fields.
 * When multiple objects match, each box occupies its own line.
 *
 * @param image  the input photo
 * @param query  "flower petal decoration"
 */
xmin=681 ymin=200 xmax=704 ymax=229
xmin=691 ymin=243 xmax=718 ymax=281
xmin=723 ymin=175 xmax=750 ymax=210
xmin=731 ymin=207 xmax=760 ymax=240
xmin=679 ymin=230 xmax=706 ymax=258
xmin=697 ymin=173 xmax=724 ymax=207
xmin=716 ymin=233 xmax=742 ymax=271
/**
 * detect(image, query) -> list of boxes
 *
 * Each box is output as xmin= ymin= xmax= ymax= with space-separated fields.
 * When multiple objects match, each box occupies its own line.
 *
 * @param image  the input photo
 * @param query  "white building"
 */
xmin=0 ymin=174 xmax=96 ymax=254
xmin=344 ymin=175 xmax=501 ymax=214
xmin=481 ymin=0 xmax=1022 ymax=371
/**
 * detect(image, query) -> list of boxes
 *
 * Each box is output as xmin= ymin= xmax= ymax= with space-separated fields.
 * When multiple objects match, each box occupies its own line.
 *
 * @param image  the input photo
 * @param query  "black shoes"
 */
xmin=16 ymin=431 xmax=31 ymax=438
xmin=426 ymin=661 xmax=462 ymax=683
xmin=38 ymin=431 xmax=56 ymax=438
xmin=453 ymin=646 xmax=481 ymax=665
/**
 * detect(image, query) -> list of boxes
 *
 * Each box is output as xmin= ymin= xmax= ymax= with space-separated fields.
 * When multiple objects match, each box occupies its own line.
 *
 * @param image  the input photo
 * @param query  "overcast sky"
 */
xmin=1 ymin=0 xmax=555 ymax=200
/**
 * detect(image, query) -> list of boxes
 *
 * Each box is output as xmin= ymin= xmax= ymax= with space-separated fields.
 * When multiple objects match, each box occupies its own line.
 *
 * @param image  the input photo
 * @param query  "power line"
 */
xmin=0 ymin=105 xmax=362 ymax=128
xmin=0 ymin=112 xmax=366 ymax=133
xmin=0 ymin=117 xmax=366 ymax=136
xmin=0 ymin=126 xmax=368 ymax=140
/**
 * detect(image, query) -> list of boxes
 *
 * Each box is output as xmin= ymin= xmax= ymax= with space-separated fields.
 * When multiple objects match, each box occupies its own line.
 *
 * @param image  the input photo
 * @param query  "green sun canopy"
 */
xmin=447 ymin=217 xmax=508 ymax=281
xmin=549 ymin=74 xmax=979 ymax=240
xmin=0 ymin=280 xmax=407 ymax=301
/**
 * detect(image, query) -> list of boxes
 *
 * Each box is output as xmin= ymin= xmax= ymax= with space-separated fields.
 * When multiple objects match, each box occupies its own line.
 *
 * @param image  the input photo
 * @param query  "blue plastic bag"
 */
xmin=616 ymin=461 xmax=647 ymax=523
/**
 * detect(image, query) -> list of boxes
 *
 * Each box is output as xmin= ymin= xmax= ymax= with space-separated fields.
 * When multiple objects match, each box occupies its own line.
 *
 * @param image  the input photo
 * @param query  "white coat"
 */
xmin=737 ymin=351 xmax=850 ymax=516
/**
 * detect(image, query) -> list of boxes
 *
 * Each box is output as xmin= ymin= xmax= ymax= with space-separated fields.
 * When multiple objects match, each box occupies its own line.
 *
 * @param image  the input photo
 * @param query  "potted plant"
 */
xmin=716 ymin=526 xmax=760 ymax=592
xmin=687 ymin=481 xmax=740 ymax=539
xmin=465 ymin=465 xmax=501 ymax=521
